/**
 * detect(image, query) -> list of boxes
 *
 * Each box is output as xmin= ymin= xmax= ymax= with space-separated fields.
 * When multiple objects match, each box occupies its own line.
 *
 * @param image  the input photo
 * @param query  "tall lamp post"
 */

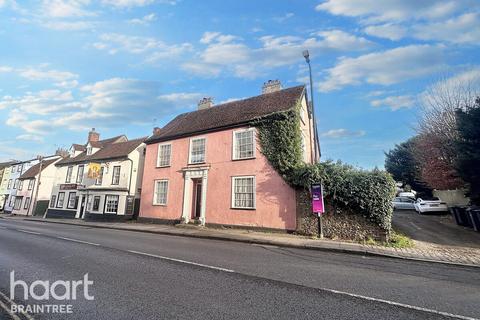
xmin=303 ymin=50 xmax=320 ymax=163
xmin=303 ymin=50 xmax=323 ymax=239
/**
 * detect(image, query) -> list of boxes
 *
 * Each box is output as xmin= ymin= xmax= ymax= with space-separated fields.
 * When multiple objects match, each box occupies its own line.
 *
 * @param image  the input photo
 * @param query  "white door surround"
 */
xmin=181 ymin=166 xmax=209 ymax=225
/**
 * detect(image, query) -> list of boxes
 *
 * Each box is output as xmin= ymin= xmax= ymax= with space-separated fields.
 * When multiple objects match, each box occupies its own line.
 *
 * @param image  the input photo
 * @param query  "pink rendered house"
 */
xmin=139 ymin=81 xmax=318 ymax=231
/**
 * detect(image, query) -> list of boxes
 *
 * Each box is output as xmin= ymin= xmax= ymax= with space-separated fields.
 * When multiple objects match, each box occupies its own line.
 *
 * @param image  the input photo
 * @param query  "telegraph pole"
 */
xmin=30 ymin=155 xmax=43 ymax=217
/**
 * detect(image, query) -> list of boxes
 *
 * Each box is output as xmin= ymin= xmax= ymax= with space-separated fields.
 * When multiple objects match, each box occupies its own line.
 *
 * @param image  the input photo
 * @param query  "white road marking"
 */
xmin=56 ymin=236 xmax=100 ymax=246
xmin=251 ymin=243 xmax=279 ymax=249
xmin=322 ymin=287 xmax=478 ymax=320
xmin=0 ymin=226 xmax=7 ymax=229
xmin=17 ymin=229 xmax=41 ymax=235
xmin=127 ymin=250 xmax=235 ymax=273
xmin=0 ymin=291 xmax=35 ymax=320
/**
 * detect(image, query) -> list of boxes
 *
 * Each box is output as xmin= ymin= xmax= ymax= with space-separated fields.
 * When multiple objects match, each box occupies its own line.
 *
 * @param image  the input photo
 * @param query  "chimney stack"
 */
xmin=153 ymin=127 xmax=161 ymax=135
xmin=262 ymin=79 xmax=282 ymax=94
xmin=198 ymin=97 xmax=214 ymax=110
xmin=88 ymin=128 xmax=100 ymax=142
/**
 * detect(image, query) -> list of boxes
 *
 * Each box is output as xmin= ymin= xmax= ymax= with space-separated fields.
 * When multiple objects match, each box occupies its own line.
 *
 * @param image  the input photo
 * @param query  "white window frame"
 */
xmin=66 ymin=166 xmax=73 ymax=183
xmin=95 ymin=167 xmax=104 ymax=185
xmin=67 ymin=192 xmax=77 ymax=209
xmin=104 ymin=195 xmax=119 ymax=214
xmin=13 ymin=197 xmax=22 ymax=210
xmin=57 ymin=192 xmax=65 ymax=208
xmin=7 ymin=179 xmax=12 ymax=189
xmin=232 ymin=128 xmax=256 ymax=160
xmin=24 ymin=197 xmax=31 ymax=210
xmin=50 ymin=195 xmax=56 ymax=208
xmin=76 ymin=165 xmax=84 ymax=184
xmin=156 ymin=143 xmax=172 ymax=167
xmin=92 ymin=195 xmax=101 ymax=212
xmin=112 ymin=166 xmax=121 ymax=185
xmin=153 ymin=179 xmax=169 ymax=206
xmin=18 ymin=180 xmax=23 ymax=191
xmin=188 ymin=137 xmax=206 ymax=164
xmin=28 ymin=179 xmax=34 ymax=190
xmin=231 ymin=176 xmax=256 ymax=209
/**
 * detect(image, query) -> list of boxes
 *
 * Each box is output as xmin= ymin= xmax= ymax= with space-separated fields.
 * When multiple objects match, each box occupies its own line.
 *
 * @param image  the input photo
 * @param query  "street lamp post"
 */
xmin=303 ymin=50 xmax=323 ymax=239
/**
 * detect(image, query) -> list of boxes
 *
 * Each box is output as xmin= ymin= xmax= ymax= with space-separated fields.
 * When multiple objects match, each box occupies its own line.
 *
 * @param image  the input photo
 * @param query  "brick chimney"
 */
xmin=198 ymin=97 xmax=213 ymax=110
xmin=88 ymin=128 xmax=100 ymax=142
xmin=262 ymin=80 xmax=282 ymax=94
xmin=153 ymin=127 xmax=161 ymax=135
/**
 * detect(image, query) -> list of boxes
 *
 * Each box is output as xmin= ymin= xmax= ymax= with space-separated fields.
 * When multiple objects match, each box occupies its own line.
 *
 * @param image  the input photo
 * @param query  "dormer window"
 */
xmin=86 ymin=146 xmax=92 ymax=155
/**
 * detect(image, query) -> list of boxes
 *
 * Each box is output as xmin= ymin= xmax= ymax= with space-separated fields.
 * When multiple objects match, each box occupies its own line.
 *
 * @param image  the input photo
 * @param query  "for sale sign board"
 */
xmin=311 ymin=183 xmax=325 ymax=215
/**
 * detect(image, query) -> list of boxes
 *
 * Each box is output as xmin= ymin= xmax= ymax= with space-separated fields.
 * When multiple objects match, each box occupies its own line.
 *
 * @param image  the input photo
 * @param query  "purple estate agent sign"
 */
xmin=311 ymin=183 xmax=325 ymax=215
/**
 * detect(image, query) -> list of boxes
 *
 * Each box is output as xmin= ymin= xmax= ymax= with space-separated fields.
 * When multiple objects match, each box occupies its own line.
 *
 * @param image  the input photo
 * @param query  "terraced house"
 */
xmin=0 ymin=159 xmax=39 ymax=214
xmin=0 ymin=161 xmax=15 ymax=212
xmin=11 ymin=156 xmax=61 ymax=216
xmin=140 ymin=81 xmax=319 ymax=231
xmin=46 ymin=129 xmax=146 ymax=221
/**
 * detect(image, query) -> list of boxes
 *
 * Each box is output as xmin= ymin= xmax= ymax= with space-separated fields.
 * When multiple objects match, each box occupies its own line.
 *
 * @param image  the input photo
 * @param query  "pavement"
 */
xmin=1 ymin=214 xmax=479 ymax=268
xmin=1 ymin=218 xmax=479 ymax=319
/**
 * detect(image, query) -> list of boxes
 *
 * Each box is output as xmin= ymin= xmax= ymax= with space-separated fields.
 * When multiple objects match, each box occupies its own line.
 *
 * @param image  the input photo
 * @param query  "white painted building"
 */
xmin=1 ymin=159 xmax=39 ymax=213
xmin=11 ymin=157 xmax=61 ymax=216
xmin=46 ymin=129 xmax=146 ymax=221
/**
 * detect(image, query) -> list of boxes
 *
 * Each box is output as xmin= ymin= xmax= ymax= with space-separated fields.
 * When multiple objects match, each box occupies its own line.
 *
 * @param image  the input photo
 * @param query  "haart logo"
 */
xmin=9 ymin=271 xmax=94 ymax=315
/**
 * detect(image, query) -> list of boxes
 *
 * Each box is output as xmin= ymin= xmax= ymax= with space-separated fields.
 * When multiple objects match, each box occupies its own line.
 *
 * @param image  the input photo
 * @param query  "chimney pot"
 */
xmin=262 ymin=79 xmax=282 ymax=94
xmin=153 ymin=127 xmax=161 ymax=135
xmin=198 ymin=97 xmax=214 ymax=110
xmin=88 ymin=128 xmax=100 ymax=142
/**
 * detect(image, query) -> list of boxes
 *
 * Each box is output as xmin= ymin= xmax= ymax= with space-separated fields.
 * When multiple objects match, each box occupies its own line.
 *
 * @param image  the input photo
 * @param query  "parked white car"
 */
xmin=398 ymin=191 xmax=416 ymax=199
xmin=393 ymin=197 xmax=416 ymax=210
xmin=414 ymin=197 xmax=449 ymax=214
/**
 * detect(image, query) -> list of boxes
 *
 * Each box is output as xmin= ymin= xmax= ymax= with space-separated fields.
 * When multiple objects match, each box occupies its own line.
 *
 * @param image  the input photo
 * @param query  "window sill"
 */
xmin=232 ymin=157 xmax=256 ymax=161
xmin=231 ymin=207 xmax=256 ymax=211
xmin=152 ymin=203 xmax=167 ymax=206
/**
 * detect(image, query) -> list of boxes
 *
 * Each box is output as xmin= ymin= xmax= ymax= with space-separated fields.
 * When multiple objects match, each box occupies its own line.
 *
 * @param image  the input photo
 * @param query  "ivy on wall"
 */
xmin=253 ymin=100 xmax=396 ymax=232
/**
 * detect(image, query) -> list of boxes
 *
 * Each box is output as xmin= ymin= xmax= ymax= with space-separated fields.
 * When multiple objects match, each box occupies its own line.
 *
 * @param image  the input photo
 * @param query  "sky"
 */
xmin=0 ymin=0 xmax=479 ymax=168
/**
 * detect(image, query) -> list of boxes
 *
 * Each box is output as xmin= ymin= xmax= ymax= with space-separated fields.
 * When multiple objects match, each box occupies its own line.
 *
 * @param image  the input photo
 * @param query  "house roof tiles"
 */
xmin=145 ymin=85 xmax=305 ymax=144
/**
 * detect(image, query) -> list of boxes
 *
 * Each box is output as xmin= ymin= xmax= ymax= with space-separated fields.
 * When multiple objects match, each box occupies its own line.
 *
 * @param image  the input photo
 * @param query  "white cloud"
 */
xmin=370 ymin=95 xmax=415 ymax=111
xmin=16 ymin=134 xmax=44 ymax=142
xmin=0 ymin=65 xmax=79 ymax=88
xmin=41 ymin=0 xmax=94 ymax=18
xmin=319 ymin=45 xmax=446 ymax=92
xmin=320 ymin=129 xmax=366 ymax=138
xmin=364 ymin=23 xmax=407 ymax=41
xmin=183 ymin=30 xmax=373 ymax=79
xmin=413 ymin=12 xmax=480 ymax=44
xmin=127 ymin=13 xmax=156 ymax=25
xmin=314 ymin=29 xmax=373 ymax=51
xmin=42 ymin=20 xmax=95 ymax=30
xmin=93 ymin=33 xmax=192 ymax=63
xmin=100 ymin=0 xmax=164 ymax=8
xmin=6 ymin=109 xmax=54 ymax=134
xmin=316 ymin=0 xmax=468 ymax=23
xmin=0 ymin=89 xmax=83 ymax=114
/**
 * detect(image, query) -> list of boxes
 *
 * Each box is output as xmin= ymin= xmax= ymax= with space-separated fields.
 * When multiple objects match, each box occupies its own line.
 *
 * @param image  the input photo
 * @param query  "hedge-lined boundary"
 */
xmin=254 ymin=101 xmax=396 ymax=232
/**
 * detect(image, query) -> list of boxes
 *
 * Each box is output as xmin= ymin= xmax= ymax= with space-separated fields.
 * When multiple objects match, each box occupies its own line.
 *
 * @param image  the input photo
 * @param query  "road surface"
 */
xmin=0 ymin=218 xmax=479 ymax=320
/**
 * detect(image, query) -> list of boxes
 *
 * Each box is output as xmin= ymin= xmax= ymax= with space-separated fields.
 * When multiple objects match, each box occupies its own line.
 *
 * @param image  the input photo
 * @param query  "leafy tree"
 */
xmin=414 ymin=132 xmax=464 ymax=190
xmin=384 ymin=137 xmax=431 ymax=195
xmin=455 ymin=97 xmax=480 ymax=205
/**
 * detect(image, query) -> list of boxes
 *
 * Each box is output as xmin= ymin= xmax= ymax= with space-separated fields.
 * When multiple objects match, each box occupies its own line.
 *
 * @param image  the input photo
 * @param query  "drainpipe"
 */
xmin=30 ymin=156 xmax=44 ymax=217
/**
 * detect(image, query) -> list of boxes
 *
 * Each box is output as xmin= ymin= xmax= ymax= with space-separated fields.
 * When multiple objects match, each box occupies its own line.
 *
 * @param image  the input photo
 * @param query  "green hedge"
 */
xmin=290 ymin=161 xmax=396 ymax=231
xmin=253 ymin=103 xmax=396 ymax=232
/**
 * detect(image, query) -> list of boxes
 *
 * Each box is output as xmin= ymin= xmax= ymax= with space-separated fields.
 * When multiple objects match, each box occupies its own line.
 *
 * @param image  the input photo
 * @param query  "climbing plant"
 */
xmin=253 ymin=102 xmax=396 ymax=232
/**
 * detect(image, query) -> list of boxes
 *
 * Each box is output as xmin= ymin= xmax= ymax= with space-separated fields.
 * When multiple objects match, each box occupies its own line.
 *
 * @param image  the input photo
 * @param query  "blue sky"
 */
xmin=1 ymin=0 xmax=479 ymax=168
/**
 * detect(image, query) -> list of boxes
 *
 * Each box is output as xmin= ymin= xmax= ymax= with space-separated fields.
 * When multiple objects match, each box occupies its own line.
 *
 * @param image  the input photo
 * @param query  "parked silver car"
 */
xmin=392 ymin=197 xmax=416 ymax=210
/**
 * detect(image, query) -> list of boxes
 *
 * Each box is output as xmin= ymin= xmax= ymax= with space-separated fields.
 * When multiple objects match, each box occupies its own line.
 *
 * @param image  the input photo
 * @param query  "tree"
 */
xmin=415 ymin=72 xmax=478 ymax=190
xmin=414 ymin=133 xmax=464 ymax=190
xmin=384 ymin=137 xmax=431 ymax=195
xmin=455 ymin=97 xmax=480 ymax=205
